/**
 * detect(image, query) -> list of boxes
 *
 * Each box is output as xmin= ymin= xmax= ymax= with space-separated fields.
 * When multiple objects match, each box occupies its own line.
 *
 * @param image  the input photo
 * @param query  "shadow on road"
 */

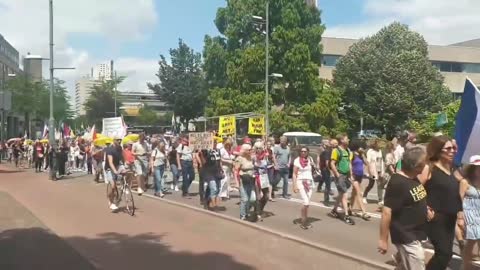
xmin=0 ymin=227 xmax=257 ymax=270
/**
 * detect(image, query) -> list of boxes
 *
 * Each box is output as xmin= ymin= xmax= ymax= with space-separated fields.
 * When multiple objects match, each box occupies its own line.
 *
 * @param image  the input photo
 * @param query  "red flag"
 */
xmin=90 ymin=124 xmax=97 ymax=140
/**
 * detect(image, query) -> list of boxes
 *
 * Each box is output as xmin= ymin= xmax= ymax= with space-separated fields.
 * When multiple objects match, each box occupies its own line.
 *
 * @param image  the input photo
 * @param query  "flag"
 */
xmin=63 ymin=124 xmax=70 ymax=138
xmin=42 ymin=124 xmax=49 ymax=139
xmin=455 ymin=78 xmax=480 ymax=165
xmin=435 ymin=112 xmax=448 ymax=128
xmin=23 ymin=130 xmax=28 ymax=139
xmin=90 ymin=124 xmax=97 ymax=141
xmin=121 ymin=116 xmax=128 ymax=137
xmin=70 ymin=129 xmax=75 ymax=138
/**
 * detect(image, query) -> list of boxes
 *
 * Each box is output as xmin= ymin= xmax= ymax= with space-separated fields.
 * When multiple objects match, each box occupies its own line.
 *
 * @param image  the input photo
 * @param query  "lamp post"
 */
xmin=48 ymin=0 xmax=75 ymax=180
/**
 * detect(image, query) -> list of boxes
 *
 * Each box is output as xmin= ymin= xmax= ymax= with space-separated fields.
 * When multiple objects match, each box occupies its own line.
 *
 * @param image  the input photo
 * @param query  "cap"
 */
xmin=469 ymin=155 xmax=480 ymax=166
xmin=243 ymin=137 xmax=252 ymax=144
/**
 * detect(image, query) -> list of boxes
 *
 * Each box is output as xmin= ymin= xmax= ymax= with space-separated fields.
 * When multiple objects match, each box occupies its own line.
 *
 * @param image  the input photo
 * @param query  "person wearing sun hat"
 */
xmin=458 ymin=155 xmax=480 ymax=269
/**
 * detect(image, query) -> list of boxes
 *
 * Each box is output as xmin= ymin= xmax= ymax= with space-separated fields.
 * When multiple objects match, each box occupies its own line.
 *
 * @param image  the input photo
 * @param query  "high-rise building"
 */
xmin=306 ymin=0 xmax=317 ymax=8
xmin=75 ymin=76 xmax=101 ymax=116
xmin=93 ymin=62 xmax=112 ymax=81
xmin=23 ymin=53 xmax=43 ymax=82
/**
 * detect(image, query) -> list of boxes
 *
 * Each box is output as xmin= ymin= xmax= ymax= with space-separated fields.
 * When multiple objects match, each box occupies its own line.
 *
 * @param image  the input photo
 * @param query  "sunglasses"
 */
xmin=442 ymin=146 xmax=457 ymax=152
xmin=300 ymin=150 xmax=308 ymax=153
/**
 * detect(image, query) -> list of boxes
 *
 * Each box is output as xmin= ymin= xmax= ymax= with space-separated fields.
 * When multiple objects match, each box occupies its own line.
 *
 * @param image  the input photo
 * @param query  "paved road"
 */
xmin=0 ymin=165 xmax=389 ymax=270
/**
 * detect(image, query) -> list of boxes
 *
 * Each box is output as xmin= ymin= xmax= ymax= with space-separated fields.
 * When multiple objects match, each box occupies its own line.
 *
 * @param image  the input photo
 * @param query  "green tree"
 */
xmin=84 ymin=77 xmax=124 ymax=127
xmin=203 ymin=0 xmax=326 ymax=129
xmin=148 ymin=39 xmax=207 ymax=125
xmin=137 ymin=105 xmax=159 ymax=125
xmin=333 ymin=22 xmax=452 ymax=137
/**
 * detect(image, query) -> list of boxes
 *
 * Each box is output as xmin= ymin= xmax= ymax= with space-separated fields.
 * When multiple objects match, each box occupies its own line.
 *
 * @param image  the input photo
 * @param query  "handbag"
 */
xmin=259 ymin=173 xmax=270 ymax=189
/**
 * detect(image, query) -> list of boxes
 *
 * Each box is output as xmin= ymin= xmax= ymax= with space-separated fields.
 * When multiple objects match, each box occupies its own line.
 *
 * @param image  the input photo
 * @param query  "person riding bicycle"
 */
xmin=105 ymin=137 xmax=124 ymax=211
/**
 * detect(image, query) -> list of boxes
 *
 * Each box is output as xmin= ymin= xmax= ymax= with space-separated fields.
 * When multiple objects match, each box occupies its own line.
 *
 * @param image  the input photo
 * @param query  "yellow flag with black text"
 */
xmin=218 ymin=116 xmax=236 ymax=136
xmin=248 ymin=117 xmax=265 ymax=135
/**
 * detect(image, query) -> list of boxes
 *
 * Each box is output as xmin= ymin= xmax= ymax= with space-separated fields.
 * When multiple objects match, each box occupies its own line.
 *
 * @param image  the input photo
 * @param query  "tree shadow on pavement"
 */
xmin=0 ymin=227 xmax=257 ymax=270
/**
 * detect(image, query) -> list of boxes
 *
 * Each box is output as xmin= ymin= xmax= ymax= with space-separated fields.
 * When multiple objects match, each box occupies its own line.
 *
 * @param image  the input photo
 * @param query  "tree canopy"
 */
xmin=137 ymin=105 xmax=159 ymax=126
xmin=333 ymin=22 xmax=452 ymax=137
xmin=84 ymin=77 xmax=123 ymax=127
xmin=148 ymin=39 xmax=207 ymax=125
xmin=203 ymin=0 xmax=335 ymax=135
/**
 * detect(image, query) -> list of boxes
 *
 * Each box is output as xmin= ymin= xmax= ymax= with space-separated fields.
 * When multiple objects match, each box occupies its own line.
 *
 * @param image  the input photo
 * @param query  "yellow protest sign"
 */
xmin=248 ymin=117 xmax=265 ymax=135
xmin=218 ymin=116 xmax=236 ymax=135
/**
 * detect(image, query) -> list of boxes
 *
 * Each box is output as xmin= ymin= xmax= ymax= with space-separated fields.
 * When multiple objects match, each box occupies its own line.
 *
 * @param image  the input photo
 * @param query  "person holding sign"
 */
xmin=133 ymin=133 xmax=149 ymax=195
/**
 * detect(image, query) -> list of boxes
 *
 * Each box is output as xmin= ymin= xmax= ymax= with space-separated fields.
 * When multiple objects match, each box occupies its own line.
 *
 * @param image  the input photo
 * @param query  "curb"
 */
xmin=137 ymin=192 xmax=393 ymax=270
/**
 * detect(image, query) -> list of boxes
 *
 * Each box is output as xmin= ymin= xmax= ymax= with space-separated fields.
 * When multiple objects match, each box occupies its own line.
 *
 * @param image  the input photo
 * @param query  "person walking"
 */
xmin=236 ymin=144 xmax=257 ymax=221
xmin=458 ymin=155 xmax=480 ymax=270
xmin=177 ymin=137 xmax=195 ymax=197
xmin=219 ymin=138 xmax=235 ymax=200
xmin=167 ymin=139 xmax=180 ymax=192
xmin=363 ymin=139 xmax=386 ymax=206
xmin=329 ymin=134 xmax=355 ymax=225
xmin=293 ymin=147 xmax=315 ymax=229
xmin=420 ymin=135 xmax=463 ymax=270
xmin=318 ymin=139 xmax=337 ymax=205
xmin=253 ymin=141 xmax=270 ymax=221
xmin=151 ymin=141 xmax=167 ymax=198
xmin=33 ymin=141 xmax=45 ymax=172
xmin=350 ymin=146 xmax=370 ymax=220
xmin=274 ymin=136 xmax=291 ymax=199
xmin=133 ymin=133 xmax=150 ymax=195
xmin=378 ymin=146 xmax=428 ymax=270
xmin=265 ymin=140 xmax=276 ymax=202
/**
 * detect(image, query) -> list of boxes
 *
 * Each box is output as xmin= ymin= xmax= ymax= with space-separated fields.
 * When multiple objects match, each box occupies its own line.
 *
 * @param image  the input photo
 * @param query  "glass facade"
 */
xmin=431 ymin=61 xmax=480 ymax=73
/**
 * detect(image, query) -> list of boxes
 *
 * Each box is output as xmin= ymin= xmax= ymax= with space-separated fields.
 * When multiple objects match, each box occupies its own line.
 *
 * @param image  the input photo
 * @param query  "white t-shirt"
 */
xmin=293 ymin=157 xmax=313 ymax=180
xmin=151 ymin=148 xmax=166 ymax=167
xmin=367 ymin=149 xmax=384 ymax=175
xmin=176 ymin=144 xmax=193 ymax=161
xmin=394 ymin=145 xmax=404 ymax=163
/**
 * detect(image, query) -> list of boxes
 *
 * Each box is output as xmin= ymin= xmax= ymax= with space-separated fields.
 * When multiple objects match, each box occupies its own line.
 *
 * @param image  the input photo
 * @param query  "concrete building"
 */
xmin=23 ymin=53 xmax=43 ymax=82
xmin=0 ymin=33 xmax=22 ymax=139
xmin=93 ymin=62 xmax=112 ymax=81
xmin=118 ymin=91 xmax=170 ymax=117
xmin=319 ymin=37 xmax=480 ymax=97
xmin=75 ymin=77 xmax=101 ymax=116
xmin=305 ymin=0 xmax=318 ymax=8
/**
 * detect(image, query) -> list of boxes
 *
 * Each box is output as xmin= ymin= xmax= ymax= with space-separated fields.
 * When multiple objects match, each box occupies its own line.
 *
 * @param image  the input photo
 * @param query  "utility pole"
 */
xmin=48 ymin=0 xmax=56 ymax=180
xmin=111 ymin=60 xmax=117 ymax=117
xmin=264 ymin=0 xmax=270 ymax=138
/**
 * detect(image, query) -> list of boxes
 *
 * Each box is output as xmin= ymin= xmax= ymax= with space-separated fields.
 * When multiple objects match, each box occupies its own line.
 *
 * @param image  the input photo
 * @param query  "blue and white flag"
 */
xmin=455 ymin=78 xmax=480 ymax=165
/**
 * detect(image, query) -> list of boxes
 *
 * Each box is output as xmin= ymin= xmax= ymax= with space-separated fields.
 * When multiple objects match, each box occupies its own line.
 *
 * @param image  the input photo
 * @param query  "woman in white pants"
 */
xmin=219 ymin=138 xmax=234 ymax=200
xmin=293 ymin=147 xmax=315 ymax=230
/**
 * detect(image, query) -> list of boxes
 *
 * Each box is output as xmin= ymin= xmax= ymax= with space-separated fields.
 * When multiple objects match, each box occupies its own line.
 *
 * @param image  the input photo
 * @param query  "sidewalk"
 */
xmin=0 ymin=191 xmax=97 ymax=270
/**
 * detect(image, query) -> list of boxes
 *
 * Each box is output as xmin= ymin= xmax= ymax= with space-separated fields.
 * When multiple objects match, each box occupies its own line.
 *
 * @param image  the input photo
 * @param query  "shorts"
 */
xmin=134 ymin=159 xmax=148 ymax=176
xmin=353 ymin=174 xmax=363 ymax=183
xmin=297 ymin=179 xmax=313 ymax=206
xmin=208 ymin=178 xmax=220 ymax=199
xmin=105 ymin=169 xmax=119 ymax=184
xmin=336 ymin=174 xmax=352 ymax=193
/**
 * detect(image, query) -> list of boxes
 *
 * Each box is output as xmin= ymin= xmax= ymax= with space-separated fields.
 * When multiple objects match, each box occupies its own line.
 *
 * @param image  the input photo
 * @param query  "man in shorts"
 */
xmin=132 ymin=133 xmax=149 ymax=195
xmin=329 ymin=134 xmax=355 ymax=225
xmin=105 ymin=137 xmax=123 ymax=211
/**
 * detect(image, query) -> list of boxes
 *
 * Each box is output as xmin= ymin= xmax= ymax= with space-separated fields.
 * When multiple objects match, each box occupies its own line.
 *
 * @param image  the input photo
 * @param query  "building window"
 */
xmin=431 ymin=61 xmax=480 ymax=73
xmin=321 ymin=55 xmax=341 ymax=67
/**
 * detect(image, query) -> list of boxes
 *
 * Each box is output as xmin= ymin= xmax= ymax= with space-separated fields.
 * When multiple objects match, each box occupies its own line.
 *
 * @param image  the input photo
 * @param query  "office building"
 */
xmin=0 ymin=33 xmax=22 ymax=139
xmin=118 ymin=91 xmax=170 ymax=117
xmin=320 ymin=37 xmax=480 ymax=96
xmin=93 ymin=62 xmax=112 ymax=81
xmin=75 ymin=77 xmax=101 ymax=116
xmin=23 ymin=53 xmax=43 ymax=82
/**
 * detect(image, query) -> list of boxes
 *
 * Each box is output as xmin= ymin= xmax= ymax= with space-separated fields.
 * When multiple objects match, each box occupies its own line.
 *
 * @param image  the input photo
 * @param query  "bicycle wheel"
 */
xmin=123 ymin=184 xmax=135 ymax=216
xmin=106 ymin=182 xmax=120 ymax=205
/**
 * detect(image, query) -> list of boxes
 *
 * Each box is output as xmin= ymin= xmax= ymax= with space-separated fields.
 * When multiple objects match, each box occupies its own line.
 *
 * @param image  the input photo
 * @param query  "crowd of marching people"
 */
xmin=1 ymin=130 xmax=479 ymax=269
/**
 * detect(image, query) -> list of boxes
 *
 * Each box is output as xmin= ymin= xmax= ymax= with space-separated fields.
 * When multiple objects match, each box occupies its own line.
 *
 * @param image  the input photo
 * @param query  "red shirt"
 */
xmin=123 ymin=149 xmax=135 ymax=164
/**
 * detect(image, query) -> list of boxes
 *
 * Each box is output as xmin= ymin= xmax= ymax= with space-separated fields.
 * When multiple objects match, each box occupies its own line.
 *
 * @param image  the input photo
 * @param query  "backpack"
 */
xmin=333 ymin=147 xmax=351 ymax=174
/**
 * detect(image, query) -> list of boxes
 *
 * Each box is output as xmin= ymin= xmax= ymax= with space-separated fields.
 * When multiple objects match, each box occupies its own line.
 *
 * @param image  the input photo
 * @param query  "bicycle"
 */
xmin=106 ymin=170 xmax=135 ymax=216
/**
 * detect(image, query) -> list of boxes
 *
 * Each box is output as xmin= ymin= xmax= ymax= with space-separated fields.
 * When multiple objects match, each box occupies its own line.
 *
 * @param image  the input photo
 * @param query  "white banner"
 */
xmin=102 ymin=117 xmax=126 ymax=138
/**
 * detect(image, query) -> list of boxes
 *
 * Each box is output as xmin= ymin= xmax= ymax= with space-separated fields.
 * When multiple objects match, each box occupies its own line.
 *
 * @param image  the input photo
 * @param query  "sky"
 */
xmin=0 ymin=0 xmax=479 ymax=105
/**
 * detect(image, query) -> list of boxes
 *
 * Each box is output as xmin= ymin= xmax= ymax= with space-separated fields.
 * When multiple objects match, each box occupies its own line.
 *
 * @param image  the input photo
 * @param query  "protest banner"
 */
xmin=218 ymin=116 xmax=236 ymax=136
xmin=102 ymin=117 xmax=126 ymax=138
xmin=248 ymin=116 xmax=265 ymax=135
xmin=188 ymin=132 xmax=214 ymax=151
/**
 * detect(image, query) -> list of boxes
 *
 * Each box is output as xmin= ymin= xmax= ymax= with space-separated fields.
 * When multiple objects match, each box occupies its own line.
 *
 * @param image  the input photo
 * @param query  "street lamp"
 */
xmin=253 ymin=0 xmax=272 ymax=136
xmin=49 ymin=0 xmax=75 ymax=180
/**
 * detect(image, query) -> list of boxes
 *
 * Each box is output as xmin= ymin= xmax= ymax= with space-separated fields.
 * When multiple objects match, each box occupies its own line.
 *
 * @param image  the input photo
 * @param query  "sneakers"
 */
xmin=174 ymin=186 xmax=179 ymax=191
xmin=300 ymin=223 xmax=313 ymax=230
xmin=362 ymin=197 xmax=368 ymax=204
xmin=170 ymin=184 xmax=174 ymax=190
xmin=109 ymin=203 xmax=119 ymax=211
xmin=378 ymin=201 xmax=384 ymax=207
xmin=328 ymin=210 xmax=340 ymax=219
xmin=137 ymin=188 xmax=144 ymax=195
